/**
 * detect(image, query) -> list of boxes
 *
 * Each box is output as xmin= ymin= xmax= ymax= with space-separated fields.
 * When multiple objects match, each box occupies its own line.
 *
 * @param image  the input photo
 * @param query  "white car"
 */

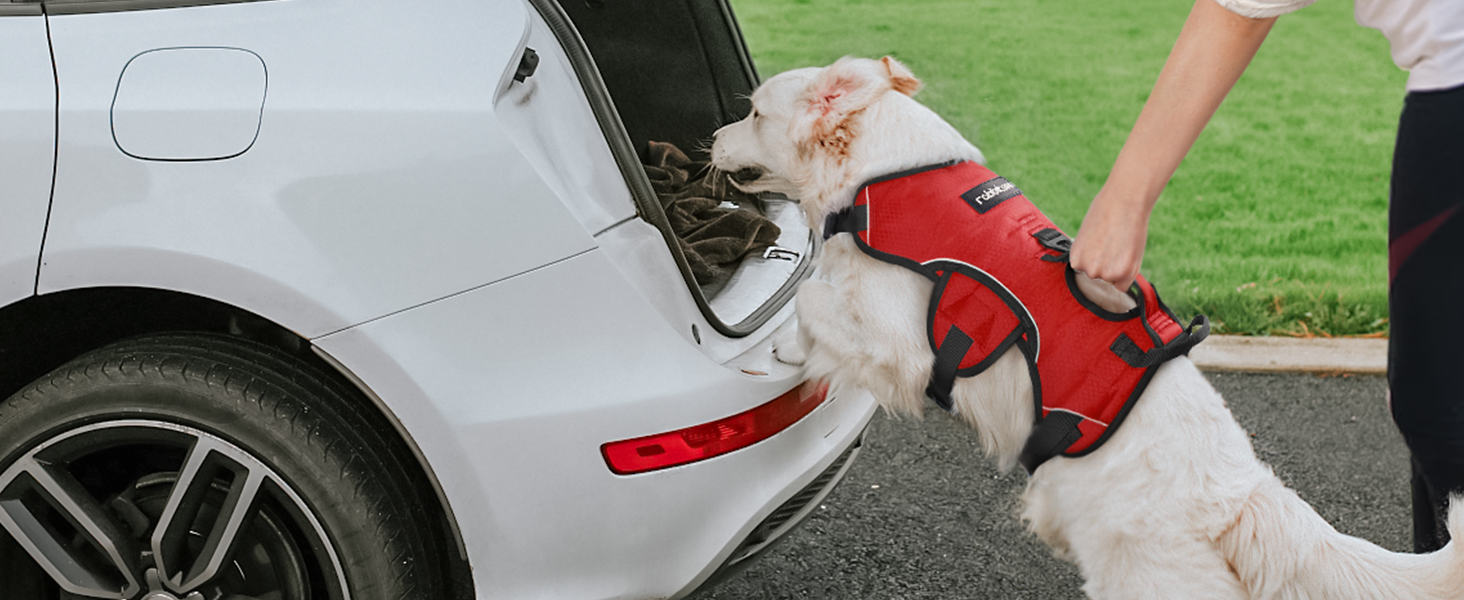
xmin=0 ymin=0 xmax=878 ymax=598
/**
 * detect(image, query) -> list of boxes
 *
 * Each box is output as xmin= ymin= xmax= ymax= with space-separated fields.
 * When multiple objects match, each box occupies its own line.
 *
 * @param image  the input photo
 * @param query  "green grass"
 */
xmin=728 ymin=0 xmax=1405 ymax=336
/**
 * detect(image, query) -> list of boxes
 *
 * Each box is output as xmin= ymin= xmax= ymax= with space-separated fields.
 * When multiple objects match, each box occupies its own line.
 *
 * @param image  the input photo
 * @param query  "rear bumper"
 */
xmin=683 ymin=425 xmax=866 ymax=597
xmin=314 ymin=249 xmax=879 ymax=599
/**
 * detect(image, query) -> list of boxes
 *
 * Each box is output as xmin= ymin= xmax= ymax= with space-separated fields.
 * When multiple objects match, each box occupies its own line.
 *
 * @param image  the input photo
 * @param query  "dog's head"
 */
xmin=711 ymin=56 xmax=932 ymax=223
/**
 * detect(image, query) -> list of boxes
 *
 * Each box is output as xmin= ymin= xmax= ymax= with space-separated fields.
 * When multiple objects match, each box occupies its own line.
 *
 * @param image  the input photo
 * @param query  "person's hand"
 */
xmin=1071 ymin=187 xmax=1151 ymax=292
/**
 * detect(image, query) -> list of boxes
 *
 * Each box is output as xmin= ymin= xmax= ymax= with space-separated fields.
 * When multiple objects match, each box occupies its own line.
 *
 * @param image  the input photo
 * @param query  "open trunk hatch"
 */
xmin=528 ymin=0 xmax=814 ymax=337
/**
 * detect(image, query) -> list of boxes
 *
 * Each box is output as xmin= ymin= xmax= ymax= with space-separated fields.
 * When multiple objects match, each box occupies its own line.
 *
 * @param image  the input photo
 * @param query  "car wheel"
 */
xmin=0 ymin=333 xmax=448 ymax=600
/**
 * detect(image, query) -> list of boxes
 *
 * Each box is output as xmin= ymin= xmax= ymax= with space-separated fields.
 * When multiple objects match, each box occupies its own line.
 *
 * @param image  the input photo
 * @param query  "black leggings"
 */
xmin=1387 ymin=82 xmax=1464 ymax=553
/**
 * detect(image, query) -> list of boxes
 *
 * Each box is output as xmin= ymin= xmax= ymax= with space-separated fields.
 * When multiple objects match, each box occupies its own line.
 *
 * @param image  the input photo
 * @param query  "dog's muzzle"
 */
xmin=730 ymin=166 xmax=766 ymax=184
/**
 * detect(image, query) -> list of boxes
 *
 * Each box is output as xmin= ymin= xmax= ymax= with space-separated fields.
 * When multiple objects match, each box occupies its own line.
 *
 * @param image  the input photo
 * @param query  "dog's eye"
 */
xmin=751 ymin=108 xmax=760 ymax=120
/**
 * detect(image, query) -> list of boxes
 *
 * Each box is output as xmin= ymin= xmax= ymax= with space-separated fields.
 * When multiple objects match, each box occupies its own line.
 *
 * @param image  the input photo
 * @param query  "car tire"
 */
xmin=0 ymin=333 xmax=449 ymax=600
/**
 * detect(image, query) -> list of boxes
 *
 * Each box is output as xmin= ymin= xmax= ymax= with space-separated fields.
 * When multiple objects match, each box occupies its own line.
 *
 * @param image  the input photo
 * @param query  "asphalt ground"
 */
xmin=694 ymin=370 xmax=1410 ymax=599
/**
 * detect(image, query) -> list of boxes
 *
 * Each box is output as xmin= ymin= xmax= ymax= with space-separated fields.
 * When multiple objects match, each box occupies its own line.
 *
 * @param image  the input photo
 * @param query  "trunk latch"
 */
xmin=514 ymin=47 xmax=540 ymax=83
xmin=762 ymin=247 xmax=801 ymax=261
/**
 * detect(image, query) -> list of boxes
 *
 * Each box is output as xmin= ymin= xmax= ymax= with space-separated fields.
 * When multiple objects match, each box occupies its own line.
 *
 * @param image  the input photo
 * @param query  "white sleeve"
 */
xmin=1209 ymin=0 xmax=1317 ymax=19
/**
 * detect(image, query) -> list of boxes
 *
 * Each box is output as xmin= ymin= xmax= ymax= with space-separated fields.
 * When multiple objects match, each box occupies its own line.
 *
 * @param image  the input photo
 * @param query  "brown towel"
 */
xmin=643 ymin=141 xmax=782 ymax=285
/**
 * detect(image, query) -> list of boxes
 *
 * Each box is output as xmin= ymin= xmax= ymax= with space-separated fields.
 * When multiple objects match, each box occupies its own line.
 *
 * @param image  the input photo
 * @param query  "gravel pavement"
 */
xmin=694 ymin=370 xmax=1409 ymax=599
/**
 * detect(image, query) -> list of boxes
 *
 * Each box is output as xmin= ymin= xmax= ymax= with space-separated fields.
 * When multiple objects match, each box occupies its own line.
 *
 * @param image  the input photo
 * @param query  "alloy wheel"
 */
xmin=0 ymin=419 xmax=346 ymax=600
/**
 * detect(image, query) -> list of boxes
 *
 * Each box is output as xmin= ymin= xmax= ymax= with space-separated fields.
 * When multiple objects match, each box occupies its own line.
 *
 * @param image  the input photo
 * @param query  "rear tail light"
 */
xmin=601 ymin=381 xmax=830 ymax=475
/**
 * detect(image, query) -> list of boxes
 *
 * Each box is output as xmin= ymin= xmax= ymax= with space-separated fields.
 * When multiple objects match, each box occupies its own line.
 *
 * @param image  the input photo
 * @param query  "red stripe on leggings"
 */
xmin=1391 ymin=205 xmax=1460 ymax=284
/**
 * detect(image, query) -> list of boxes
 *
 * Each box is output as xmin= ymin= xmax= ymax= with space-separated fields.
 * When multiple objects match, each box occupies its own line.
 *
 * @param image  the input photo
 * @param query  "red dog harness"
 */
xmin=823 ymin=161 xmax=1208 ymax=472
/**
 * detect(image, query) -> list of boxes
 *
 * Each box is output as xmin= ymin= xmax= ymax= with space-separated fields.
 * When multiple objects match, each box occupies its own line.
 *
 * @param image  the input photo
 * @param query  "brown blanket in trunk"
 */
xmin=643 ymin=141 xmax=781 ymax=285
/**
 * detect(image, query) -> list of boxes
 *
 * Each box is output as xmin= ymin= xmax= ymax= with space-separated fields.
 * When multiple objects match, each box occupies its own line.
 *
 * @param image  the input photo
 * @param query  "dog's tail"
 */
xmin=1219 ymin=479 xmax=1464 ymax=599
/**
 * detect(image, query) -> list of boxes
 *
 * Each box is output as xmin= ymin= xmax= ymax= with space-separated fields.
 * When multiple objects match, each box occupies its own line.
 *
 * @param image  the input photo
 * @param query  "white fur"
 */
xmin=712 ymin=56 xmax=1464 ymax=599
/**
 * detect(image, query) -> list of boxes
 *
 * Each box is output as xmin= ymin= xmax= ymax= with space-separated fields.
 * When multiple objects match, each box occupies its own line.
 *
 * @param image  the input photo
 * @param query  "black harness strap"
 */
xmin=925 ymin=325 xmax=973 ymax=412
xmin=1110 ymin=315 xmax=1211 ymax=369
xmin=1018 ymin=411 xmax=1085 ymax=473
xmin=823 ymin=204 xmax=868 ymax=240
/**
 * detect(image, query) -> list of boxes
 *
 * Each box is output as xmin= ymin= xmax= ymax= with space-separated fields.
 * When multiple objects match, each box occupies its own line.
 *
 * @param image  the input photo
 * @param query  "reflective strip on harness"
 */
xmin=824 ymin=161 xmax=1208 ymax=473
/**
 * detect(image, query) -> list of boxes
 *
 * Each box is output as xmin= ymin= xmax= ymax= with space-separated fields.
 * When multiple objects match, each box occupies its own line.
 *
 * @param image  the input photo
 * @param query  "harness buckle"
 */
xmin=1032 ymin=228 xmax=1072 ymax=262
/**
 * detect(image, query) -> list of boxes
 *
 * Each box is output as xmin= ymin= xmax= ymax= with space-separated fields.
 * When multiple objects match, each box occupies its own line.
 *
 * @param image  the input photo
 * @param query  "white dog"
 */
xmin=711 ymin=56 xmax=1464 ymax=600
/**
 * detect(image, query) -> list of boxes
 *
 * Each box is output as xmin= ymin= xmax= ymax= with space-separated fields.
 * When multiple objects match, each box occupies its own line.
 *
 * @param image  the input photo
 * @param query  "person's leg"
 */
xmin=1388 ymin=83 xmax=1464 ymax=553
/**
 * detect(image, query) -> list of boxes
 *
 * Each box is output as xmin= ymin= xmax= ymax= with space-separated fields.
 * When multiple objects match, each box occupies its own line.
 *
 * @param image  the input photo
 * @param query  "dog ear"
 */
xmin=790 ymin=57 xmax=899 ymax=157
xmin=882 ymin=56 xmax=922 ymax=96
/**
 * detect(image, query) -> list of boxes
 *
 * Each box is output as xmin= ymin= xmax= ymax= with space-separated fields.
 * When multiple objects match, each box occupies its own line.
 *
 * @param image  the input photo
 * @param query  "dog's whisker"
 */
xmin=696 ymin=163 xmax=726 ymax=198
xmin=692 ymin=136 xmax=716 ymax=158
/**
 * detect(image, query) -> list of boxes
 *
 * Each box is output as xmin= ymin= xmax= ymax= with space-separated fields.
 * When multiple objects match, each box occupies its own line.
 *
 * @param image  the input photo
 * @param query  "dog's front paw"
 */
xmin=771 ymin=325 xmax=807 ymax=365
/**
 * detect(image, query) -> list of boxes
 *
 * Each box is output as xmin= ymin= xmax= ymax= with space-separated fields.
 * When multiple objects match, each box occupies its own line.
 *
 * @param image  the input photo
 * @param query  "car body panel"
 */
xmin=40 ymin=0 xmax=596 ymax=337
xmin=493 ymin=7 xmax=638 ymax=235
xmin=313 ymin=249 xmax=878 ymax=599
xmin=0 ymin=13 xmax=55 ymax=307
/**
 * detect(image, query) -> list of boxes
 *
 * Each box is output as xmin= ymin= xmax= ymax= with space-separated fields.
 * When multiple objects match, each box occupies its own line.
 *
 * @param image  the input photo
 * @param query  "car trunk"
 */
xmin=528 ymin=0 xmax=814 ymax=337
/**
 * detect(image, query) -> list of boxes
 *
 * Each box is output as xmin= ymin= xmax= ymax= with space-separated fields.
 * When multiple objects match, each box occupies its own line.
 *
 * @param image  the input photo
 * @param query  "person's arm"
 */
xmin=1069 ymin=0 xmax=1277 ymax=291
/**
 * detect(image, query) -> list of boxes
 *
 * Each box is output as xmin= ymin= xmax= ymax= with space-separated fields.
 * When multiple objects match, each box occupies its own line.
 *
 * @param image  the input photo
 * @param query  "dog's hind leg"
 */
xmin=1219 ymin=478 xmax=1464 ymax=600
xmin=1074 ymin=536 xmax=1248 ymax=600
